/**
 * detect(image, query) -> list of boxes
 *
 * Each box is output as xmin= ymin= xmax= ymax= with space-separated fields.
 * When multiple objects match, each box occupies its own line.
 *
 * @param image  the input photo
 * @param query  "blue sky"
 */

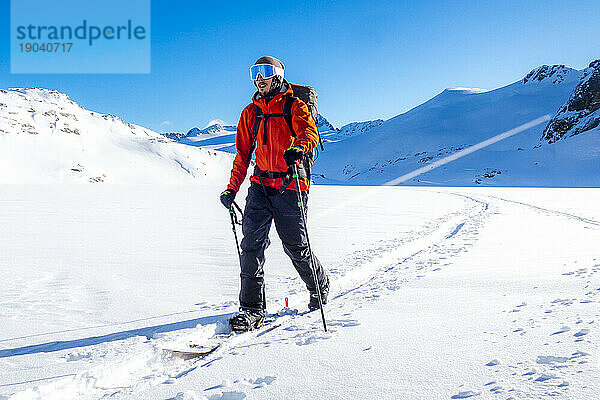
xmin=1 ymin=0 xmax=598 ymax=133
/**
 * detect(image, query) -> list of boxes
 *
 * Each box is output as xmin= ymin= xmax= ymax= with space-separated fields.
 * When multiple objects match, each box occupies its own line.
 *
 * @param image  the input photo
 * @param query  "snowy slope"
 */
xmin=313 ymin=65 xmax=600 ymax=187
xmin=0 ymin=185 xmax=598 ymax=399
xmin=0 ymin=88 xmax=232 ymax=184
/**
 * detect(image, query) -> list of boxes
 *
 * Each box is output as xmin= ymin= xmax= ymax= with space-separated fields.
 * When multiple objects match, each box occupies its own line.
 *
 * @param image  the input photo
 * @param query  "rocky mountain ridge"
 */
xmin=543 ymin=60 xmax=600 ymax=143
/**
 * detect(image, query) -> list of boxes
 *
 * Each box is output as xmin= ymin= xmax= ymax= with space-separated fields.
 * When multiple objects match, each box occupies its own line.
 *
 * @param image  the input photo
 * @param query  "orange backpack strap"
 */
xmin=283 ymin=96 xmax=297 ymax=138
xmin=247 ymin=105 xmax=263 ymax=164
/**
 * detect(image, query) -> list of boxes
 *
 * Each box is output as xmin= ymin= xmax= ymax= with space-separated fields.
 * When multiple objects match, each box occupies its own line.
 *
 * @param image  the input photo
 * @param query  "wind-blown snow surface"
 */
xmin=314 ymin=67 xmax=600 ymax=187
xmin=0 ymin=88 xmax=231 ymax=184
xmin=1 ymin=185 xmax=598 ymax=399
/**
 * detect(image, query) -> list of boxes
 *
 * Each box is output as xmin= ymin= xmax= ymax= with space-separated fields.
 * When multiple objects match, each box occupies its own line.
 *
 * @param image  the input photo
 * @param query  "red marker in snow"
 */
xmin=285 ymin=297 xmax=289 ymax=308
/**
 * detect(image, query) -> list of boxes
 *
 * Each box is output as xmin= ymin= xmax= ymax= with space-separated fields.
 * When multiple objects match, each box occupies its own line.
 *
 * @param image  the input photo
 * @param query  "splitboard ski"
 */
xmin=163 ymin=344 xmax=220 ymax=360
xmin=163 ymin=308 xmax=312 ymax=361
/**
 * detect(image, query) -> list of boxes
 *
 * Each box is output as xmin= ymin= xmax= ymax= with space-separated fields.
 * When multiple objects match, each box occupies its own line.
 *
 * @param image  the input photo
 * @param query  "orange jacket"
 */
xmin=227 ymin=83 xmax=319 ymax=192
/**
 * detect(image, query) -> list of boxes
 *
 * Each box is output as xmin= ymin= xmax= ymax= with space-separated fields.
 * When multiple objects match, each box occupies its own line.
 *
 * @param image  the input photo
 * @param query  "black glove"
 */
xmin=283 ymin=146 xmax=304 ymax=166
xmin=220 ymin=189 xmax=236 ymax=209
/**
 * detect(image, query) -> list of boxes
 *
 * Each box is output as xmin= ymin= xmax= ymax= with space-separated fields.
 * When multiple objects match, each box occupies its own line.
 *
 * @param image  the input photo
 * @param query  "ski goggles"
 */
xmin=250 ymin=64 xmax=284 ymax=81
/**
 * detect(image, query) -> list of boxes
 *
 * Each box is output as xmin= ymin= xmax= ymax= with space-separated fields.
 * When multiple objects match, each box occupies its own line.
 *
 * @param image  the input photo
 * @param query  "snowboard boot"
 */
xmin=229 ymin=309 xmax=265 ymax=332
xmin=308 ymin=276 xmax=329 ymax=311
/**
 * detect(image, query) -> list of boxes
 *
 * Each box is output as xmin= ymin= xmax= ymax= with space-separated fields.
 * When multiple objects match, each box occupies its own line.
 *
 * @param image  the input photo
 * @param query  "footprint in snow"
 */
xmin=451 ymin=390 xmax=480 ymax=398
xmin=551 ymin=326 xmax=570 ymax=335
xmin=570 ymin=350 xmax=590 ymax=359
xmin=209 ymin=392 xmax=247 ymax=400
xmin=574 ymin=328 xmax=589 ymax=337
xmin=294 ymin=331 xmax=332 ymax=346
xmin=64 ymin=351 xmax=92 ymax=362
xmin=485 ymin=359 xmax=500 ymax=366
xmin=245 ymin=376 xmax=276 ymax=387
xmin=551 ymin=298 xmax=573 ymax=306
xmin=534 ymin=373 xmax=557 ymax=382
xmin=169 ymin=391 xmax=202 ymax=400
xmin=536 ymin=355 xmax=569 ymax=364
xmin=170 ymin=390 xmax=247 ymax=400
xmin=489 ymin=386 xmax=503 ymax=393
xmin=328 ymin=318 xmax=360 ymax=328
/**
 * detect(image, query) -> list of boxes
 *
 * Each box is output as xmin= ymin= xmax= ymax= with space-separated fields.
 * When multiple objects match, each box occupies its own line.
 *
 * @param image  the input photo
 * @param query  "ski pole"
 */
xmin=291 ymin=164 xmax=327 ymax=332
xmin=228 ymin=201 xmax=243 ymax=259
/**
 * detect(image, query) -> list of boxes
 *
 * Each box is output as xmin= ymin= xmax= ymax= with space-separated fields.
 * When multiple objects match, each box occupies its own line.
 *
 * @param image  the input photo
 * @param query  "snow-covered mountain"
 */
xmin=6 ymin=61 xmax=597 ymax=187
xmin=162 ymin=131 xmax=187 ymax=141
xmin=164 ymin=123 xmax=238 ymax=152
xmin=190 ymin=123 xmax=237 ymax=136
xmin=314 ymin=113 xmax=336 ymax=133
xmin=543 ymin=60 xmax=600 ymax=143
xmin=321 ymin=119 xmax=384 ymax=143
xmin=522 ymin=64 xmax=581 ymax=85
xmin=0 ymin=88 xmax=233 ymax=184
xmin=337 ymin=119 xmax=384 ymax=138
xmin=314 ymin=63 xmax=600 ymax=187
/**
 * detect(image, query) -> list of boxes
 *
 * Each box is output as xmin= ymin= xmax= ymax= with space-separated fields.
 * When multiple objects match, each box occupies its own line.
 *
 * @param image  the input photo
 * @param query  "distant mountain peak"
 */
xmin=4 ymin=87 xmax=80 ymax=109
xmin=187 ymin=123 xmax=236 ymax=137
xmin=315 ymin=113 xmax=335 ymax=133
xmin=333 ymin=119 xmax=384 ymax=139
xmin=522 ymin=64 xmax=578 ymax=85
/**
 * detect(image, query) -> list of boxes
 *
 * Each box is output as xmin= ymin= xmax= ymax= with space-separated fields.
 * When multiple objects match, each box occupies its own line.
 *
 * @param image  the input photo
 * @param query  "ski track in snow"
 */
xmin=2 ymin=190 xmax=488 ymax=399
xmin=445 ymin=192 xmax=600 ymax=400
xmin=488 ymin=195 xmax=600 ymax=228
xmin=2 ymin=189 xmax=599 ymax=399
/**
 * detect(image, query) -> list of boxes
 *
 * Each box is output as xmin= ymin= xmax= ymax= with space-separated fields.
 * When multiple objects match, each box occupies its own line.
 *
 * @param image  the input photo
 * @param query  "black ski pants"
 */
xmin=239 ymin=181 xmax=327 ymax=311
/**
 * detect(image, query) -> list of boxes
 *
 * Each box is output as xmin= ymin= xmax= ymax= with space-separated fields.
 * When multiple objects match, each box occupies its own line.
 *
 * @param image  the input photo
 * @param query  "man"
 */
xmin=219 ymin=56 xmax=329 ymax=331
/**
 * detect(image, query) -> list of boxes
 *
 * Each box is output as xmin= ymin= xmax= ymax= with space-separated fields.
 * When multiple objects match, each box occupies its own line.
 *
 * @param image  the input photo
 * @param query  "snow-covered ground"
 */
xmin=1 ymin=185 xmax=598 ymax=399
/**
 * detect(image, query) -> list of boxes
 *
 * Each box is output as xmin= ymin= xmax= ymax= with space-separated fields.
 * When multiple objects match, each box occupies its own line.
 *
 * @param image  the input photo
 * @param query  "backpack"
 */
xmin=250 ymin=83 xmax=324 ymax=183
